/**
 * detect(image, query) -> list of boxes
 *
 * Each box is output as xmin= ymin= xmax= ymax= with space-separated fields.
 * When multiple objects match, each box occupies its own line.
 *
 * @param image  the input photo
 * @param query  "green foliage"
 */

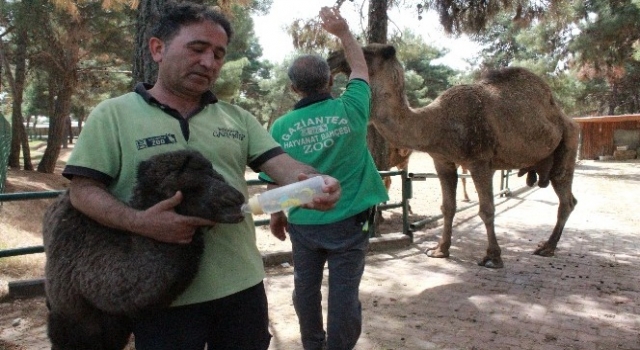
xmin=23 ymin=74 xmax=50 ymax=118
xmin=416 ymin=0 xmax=568 ymax=35
xmin=571 ymin=0 xmax=640 ymax=70
xmin=389 ymin=29 xmax=458 ymax=106
xmin=568 ymin=0 xmax=640 ymax=114
xmin=235 ymin=57 xmax=298 ymax=126
xmin=0 ymin=0 xmax=134 ymax=117
xmin=461 ymin=0 xmax=640 ymax=115
xmin=214 ymin=57 xmax=250 ymax=102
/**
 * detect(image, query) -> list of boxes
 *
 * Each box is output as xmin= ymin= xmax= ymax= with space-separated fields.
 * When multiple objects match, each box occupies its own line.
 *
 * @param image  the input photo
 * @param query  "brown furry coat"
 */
xmin=43 ymin=150 xmax=245 ymax=350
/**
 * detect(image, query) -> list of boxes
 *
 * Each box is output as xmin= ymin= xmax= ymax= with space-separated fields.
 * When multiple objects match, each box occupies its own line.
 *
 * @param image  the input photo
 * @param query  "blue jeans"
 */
xmin=289 ymin=213 xmax=370 ymax=350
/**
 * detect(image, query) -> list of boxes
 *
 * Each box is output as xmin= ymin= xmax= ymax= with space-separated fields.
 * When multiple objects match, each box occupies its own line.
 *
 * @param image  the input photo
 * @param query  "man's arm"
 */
xmin=319 ymin=6 xmax=368 ymax=83
xmin=259 ymin=153 xmax=341 ymax=211
xmin=68 ymin=176 xmax=216 ymax=244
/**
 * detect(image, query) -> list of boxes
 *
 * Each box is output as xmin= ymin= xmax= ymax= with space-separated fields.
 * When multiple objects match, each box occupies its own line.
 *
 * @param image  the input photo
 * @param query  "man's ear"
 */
xmin=290 ymin=84 xmax=300 ymax=94
xmin=328 ymin=75 xmax=334 ymax=88
xmin=148 ymin=37 xmax=165 ymax=63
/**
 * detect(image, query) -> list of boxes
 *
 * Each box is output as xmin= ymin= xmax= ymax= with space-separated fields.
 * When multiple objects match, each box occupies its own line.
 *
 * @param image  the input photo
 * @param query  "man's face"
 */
xmin=153 ymin=21 xmax=228 ymax=98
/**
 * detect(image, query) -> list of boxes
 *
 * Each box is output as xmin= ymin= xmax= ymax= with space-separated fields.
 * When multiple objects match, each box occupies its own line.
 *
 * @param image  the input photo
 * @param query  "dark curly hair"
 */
xmin=148 ymin=1 xmax=234 ymax=45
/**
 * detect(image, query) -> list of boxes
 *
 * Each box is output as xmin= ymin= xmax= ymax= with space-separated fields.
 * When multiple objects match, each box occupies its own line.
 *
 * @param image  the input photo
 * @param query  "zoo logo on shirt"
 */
xmin=281 ymin=116 xmax=351 ymax=154
xmin=135 ymin=133 xmax=177 ymax=150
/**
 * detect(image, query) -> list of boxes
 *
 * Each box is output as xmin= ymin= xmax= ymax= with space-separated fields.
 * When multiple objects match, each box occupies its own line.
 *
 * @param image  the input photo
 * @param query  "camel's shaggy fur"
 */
xmin=43 ymin=149 xmax=245 ymax=350
xmin=329 ymin=44 xmax=578 ymax=268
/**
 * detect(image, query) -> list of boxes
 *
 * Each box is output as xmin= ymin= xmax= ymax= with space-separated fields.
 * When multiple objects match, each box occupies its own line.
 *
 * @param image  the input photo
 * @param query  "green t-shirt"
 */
xmin=63 ymin=86 xmax=282 ymax=305
xmin=261 ymin=79 xmax=388 ymax=224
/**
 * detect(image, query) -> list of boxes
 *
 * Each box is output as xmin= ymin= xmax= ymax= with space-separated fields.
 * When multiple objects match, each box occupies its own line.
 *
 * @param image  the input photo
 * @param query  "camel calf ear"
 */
xmin=382 ymin=45 xmax=396 ymax=59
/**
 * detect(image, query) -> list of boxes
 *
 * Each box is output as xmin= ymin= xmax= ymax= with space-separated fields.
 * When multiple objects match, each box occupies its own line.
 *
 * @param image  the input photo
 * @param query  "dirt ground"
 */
xmin=1 ymin=151 xmax=639 ymax=349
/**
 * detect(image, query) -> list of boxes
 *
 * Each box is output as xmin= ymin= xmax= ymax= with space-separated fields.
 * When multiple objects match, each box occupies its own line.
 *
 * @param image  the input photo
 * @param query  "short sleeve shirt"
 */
xmin=63 ymin=84 xmax=283 ymax=305
xmin=261 ymin=79 xmax=389 ymax=224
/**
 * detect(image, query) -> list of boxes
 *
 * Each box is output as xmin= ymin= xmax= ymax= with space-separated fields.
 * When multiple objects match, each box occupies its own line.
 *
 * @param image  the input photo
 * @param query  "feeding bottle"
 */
xmin=242 ymin=176 xmax=326 ymax=215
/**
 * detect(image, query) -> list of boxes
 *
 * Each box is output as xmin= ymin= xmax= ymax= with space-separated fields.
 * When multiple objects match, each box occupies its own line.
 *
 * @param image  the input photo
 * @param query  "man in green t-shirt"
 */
xmin=61 ymin=2 xmax=340 ymax=349
xmin=259 ymin=7 xmax=389 ymax=350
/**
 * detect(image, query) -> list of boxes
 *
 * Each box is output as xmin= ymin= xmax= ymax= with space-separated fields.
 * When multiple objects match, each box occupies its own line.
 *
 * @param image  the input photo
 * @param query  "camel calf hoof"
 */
xmin=478 ymin=256 xmax=504 ymax=268
xmin=425 ymin=247 xmax=449 ymax=258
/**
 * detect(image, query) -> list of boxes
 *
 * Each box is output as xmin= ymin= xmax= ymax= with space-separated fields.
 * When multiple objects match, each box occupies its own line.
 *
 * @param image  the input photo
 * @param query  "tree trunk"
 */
xmin=132 ymin=0 xmax=167 ymax=85
xmin=1 ymin=24 xmax=33 ymax=170
xmin=367 ymin=0 xmax=388 ymax=45
xmin=366 ymin=0 xmax=390 ymax=172
xmin=38 ymin=74 xmax=76 ymax=173
xmin=608 ymin=82 xmax=618 ymax=115
xmin=78 ymin=110 xmax=85 ymax=134
xmin=366 ymin=0 xmax=391 ymax=235
xmin=62 ymin=115 xmax=71 ymax=148
xmin=37 ymin=17 xmax=81 ymax=173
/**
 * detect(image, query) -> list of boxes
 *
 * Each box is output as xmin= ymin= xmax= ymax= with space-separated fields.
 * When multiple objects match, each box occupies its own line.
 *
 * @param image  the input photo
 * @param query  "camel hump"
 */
xmin=481 ymin=67 xmax=554 ymax=97
xmin=481 ymin=67 xmax=541 ymax=84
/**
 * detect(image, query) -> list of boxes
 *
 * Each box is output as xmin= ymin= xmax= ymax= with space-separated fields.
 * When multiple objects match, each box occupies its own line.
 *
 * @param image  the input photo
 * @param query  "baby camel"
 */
xmin=329 ymin=44 xmax=578 ymax=268
xmin=43 ymin=150 xmax=245 ymax=350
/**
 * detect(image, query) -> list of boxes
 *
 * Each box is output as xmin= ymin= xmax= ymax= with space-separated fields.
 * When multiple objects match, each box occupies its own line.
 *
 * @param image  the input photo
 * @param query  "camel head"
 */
xmin=130 ymin=150 xmax=246 ymax=224
xmin=327 ymin=43 xmax=398 ymax=78
xmin=327 ymin=43 xmax=413 ymax=128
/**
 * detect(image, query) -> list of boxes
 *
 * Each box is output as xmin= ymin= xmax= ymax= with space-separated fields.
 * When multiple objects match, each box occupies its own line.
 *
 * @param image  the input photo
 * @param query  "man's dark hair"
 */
xmin=288 ymin=54 xmax=331 ymax=95
xmin=149 ymin=1 xmax=233 ymax=45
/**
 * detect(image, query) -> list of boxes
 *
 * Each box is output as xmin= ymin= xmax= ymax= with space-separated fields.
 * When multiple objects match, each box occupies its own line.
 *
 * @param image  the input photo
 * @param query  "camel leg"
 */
xmin=534 ymin=180 xmax=576 ymax=256
xmin=534 ymin=135 xmax=578 ymax=256
xmin=470 ymin=165 xmax=503 ymax=268
xmin=533 ymin=121 xmax=579 ymax=256
xmin=425 ymin=161 xmax=458 ymax=258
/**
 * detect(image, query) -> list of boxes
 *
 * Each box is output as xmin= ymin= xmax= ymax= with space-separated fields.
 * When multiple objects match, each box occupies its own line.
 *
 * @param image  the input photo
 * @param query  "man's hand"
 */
xmin=298 ymin=174 xmax=341 ymax=211
xmin=269 ymin=212 xmax=289 ymax=241
xmin=318 ymin=6 xmax=369 ymax=82
xmin=134 ymin=191 xmax=217 ymax=244
xmin=319 ymin=6 xmax=349 ymax=37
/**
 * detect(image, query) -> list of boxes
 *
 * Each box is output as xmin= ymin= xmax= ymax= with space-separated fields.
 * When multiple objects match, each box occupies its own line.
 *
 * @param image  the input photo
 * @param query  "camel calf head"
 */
xmin=130 ymin=150 xmax=245 ymax=224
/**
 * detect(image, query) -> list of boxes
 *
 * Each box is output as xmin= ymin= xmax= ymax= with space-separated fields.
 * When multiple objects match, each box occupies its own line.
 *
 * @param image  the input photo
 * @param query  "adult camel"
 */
xmin=328 ymin=44 xmax=579 ymax=268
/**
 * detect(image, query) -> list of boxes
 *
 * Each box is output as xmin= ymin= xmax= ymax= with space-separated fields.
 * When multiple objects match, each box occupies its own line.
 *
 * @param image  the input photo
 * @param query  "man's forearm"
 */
xmin=260 ymin=154 xmax=320 ymax=186
xmin=69 ymin=177 xmax=140 ymax=233
xmin=337 ymin=31 xmax=368 ymax=81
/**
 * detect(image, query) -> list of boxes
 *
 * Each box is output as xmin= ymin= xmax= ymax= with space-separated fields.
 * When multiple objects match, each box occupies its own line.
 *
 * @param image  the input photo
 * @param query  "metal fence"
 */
xmin=1 ymin=168 xmax=520 ymax=298
xmin=0 ymin=169 xmax=521 ymax=260
xmin=0 ymin=171 xmax=412 ymax=260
